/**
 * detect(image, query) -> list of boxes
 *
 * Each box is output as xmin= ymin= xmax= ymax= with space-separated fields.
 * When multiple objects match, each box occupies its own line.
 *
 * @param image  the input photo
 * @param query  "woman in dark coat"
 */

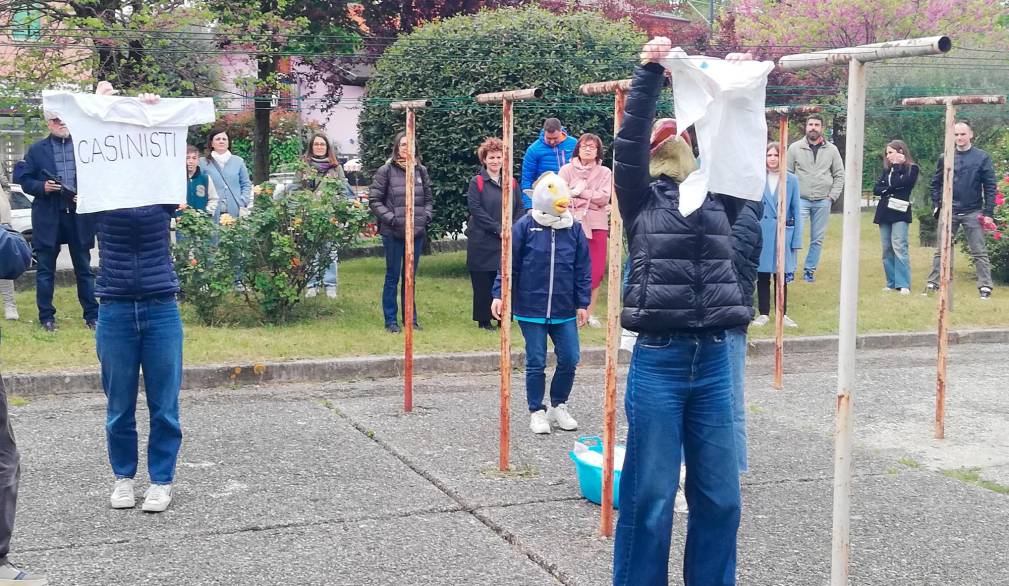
xmin=368 ymin=132 xmax=435 ymax=333
xmin=872 ymin=140 xmax=918 ymax=294
xmin=466 ymin=137 xmax=522 ymax=330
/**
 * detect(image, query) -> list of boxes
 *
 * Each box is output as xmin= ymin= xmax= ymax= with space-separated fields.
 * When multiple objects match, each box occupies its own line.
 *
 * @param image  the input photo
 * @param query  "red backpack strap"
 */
xmin=476 ymin=174 xmax=484 ymax=193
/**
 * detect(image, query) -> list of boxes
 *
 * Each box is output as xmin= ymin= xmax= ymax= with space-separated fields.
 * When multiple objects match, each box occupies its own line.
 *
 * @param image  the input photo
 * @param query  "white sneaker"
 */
xmin=3 ymin=306 xmax=17 ymax=321
xmin=898 ymin=288 xmax=911 ymax=296
xmin=782 ymin=315 xmax=798 ymax=328
xmin=547 ymin=403 xmax=578 ymax=431
xmin=587 ymin=315 xmax=602 ymax=328
xmin=141 ymin=483 xmax=173 ymax=513
xmin=0 ymin=561 xmax=46 ymax=585
xmin=751 ymin=314 xmax=769 ymax=327
xmin=110 ymin=478 xmax=136 ymax=509
xmin=529 ymin=410 xmax=551 ymax=434
xmin=674 ymin=465 xmax=688 ymax=514
xmin=305 ymin=286 xmax=318 ymax=298
xmin=325 ymin=285 xmax=337 ymax=299
xmin=882 ymin=286 xmax=893 ymax=292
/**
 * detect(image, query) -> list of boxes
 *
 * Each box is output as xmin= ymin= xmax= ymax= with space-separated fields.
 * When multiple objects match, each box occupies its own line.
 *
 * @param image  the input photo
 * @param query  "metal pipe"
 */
xmin=579 ymin=79 xmax=631 ymax=96
xmin=475 ymin=88 xmax=543 ymax=104
xmin=779 ymin=36 xmax=951 ymax=70
xmin=499 ymin=98 xmax=514 ymax=472
xmin=831 ymin=58 xmax=866 ymax=586
xmin=390 ymin=99 xmax=432 ymax=110
xmin=403 ymin=108 xmax=417 ymax=413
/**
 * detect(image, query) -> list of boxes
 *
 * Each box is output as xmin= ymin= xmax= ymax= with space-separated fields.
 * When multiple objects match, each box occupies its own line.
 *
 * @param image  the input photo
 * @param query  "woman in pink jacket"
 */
xmin=559 ymin=133 xmax=612 ymax=328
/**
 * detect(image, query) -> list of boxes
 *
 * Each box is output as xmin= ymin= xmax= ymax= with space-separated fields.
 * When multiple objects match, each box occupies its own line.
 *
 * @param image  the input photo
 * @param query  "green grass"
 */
xmin=898 ymin=456 xmax=922 ymax=469
xmin=941 ymin=467 xmax=1009 ymax=495
xmin=1 ymin=212 xmax=1007 ymax=373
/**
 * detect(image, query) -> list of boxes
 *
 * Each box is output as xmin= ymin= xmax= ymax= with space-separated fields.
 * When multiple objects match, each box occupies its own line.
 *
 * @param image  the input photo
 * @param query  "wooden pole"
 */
xmin=779 ymin=37 xmax=951 ymax=585
xmin=474 ymin=88 xmax=543 ymax=471
xmin=765 ymin=106 xmax=821 ymax=390
xmin=579 ymin=77 xmax=630 ymax=538
xmin=390 ymin=99 xmax=432 ymax=413
xmin=900 ymin=94 xmax=1005 ymax=439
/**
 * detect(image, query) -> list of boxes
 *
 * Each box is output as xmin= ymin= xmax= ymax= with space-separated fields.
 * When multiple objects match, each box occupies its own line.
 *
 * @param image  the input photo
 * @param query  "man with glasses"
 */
xmin=13 ymin=111 xmax=97 ymax=332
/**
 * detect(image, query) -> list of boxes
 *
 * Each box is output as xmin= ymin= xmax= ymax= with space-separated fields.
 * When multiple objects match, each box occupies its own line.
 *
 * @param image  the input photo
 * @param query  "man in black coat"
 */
xmin=13 ymin=111 xmax=97 ymax=332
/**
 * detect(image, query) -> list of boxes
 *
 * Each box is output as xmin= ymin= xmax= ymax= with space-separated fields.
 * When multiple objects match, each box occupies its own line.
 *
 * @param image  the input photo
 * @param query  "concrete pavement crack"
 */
xmin=320 ymin=401 xmax=573 ymax=586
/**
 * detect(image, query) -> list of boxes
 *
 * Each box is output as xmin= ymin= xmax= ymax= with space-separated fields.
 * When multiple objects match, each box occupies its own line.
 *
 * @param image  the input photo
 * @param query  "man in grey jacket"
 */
xmin=925 ymin=120 xmax=997 ymax=299
xmin=787 ymin=114 xmax=844 ymax=282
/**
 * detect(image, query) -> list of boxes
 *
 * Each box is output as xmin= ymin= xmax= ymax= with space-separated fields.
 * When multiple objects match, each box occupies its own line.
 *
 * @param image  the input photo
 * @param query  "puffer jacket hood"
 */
xmin=613 ymin=62 xmax=752 ymax=334
xmin=93 ymin=205 xmax=179 ymax=300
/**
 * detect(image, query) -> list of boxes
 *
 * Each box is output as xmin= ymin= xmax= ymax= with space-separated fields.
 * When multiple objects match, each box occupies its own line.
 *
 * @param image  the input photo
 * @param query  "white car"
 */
xmin=7 ymin=184 xmax=34 ymax=263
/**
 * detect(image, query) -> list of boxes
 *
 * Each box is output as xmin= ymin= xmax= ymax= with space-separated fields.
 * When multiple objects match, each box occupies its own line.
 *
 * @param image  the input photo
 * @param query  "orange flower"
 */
xmin=189 ymin=258 xmax=198 ymax=267
xmin=290 ymin=257 xmax=301 ymax=268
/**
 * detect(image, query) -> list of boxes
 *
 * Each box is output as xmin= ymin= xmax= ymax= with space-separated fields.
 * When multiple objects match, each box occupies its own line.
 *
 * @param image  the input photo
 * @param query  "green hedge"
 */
xmin=358 ymin=6 xmax=645 ymax=238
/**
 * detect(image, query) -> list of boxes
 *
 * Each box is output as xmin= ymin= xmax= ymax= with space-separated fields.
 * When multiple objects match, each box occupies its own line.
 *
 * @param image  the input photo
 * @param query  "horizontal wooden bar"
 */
xmin=579 ymin=79 xmax=631 ymax=96
xmin=766 ymin=105 xmax=823 ymax=115
xmin=902 ymin=95 xmax=1006 ymax=107
xmin=475 ymin=88 xmax=543 ymax=103
xmin=390 ymin=99 xmax=432 ymax=110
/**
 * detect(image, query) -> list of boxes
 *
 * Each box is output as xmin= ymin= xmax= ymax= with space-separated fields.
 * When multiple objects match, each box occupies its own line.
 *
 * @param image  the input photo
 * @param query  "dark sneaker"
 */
xmin=412 ymin=323 xmax=422 ymax=331
xmin=803 ymin=269 xmax=815 ymax=283
xmin=85 ymin=319 xmax=97 ymax=331
xmin=922 ymin=282 xmax=939 ymax=296
xmin=979 ymin=287 xmax=992 ymax=300
xmin=385 ymin=323 xmax=401 ymax=333
xmin=40 ymin=320 xmax=57 ymax=332
xmin=478 ymin=321 xmax=496 ymax=331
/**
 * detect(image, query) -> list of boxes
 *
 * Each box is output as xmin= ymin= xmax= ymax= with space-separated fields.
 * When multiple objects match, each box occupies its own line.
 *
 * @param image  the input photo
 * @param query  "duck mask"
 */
xmin=523 ymin=172 xmax=575 ymax=228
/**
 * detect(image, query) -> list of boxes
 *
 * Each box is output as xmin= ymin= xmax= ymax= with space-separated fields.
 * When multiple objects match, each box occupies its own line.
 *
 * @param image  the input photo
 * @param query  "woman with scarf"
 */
xmin=368 ymin=132 xmax=435 ymax=333
xmin=301 ymin=133 xmax=351 ymax=298
xmin=200 ymin=128 xmax=252 ymax=223
xmin=558 ymin=133 xmax=612 ymax=328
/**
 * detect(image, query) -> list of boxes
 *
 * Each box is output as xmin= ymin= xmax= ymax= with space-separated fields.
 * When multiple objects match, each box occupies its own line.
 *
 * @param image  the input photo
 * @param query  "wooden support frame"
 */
xmin=779 ymin=35 xmax=951 ymax=586
xmin=390 ymin=99 xmax=432 ymax=413
xmin=473 ymin=87 xmax=544 ymax=471
xmin=578 ymin=77 xmax=630 ymax=538
xmin=900 ymin=94 xmax=1005 ymax=440
xmin=765 ymin=105 xmax=821 ymax=390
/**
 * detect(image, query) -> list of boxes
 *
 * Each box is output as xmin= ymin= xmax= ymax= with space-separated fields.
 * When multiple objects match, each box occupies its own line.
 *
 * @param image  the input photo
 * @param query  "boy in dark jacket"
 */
xmin=492 ymin=172 xmax=591 ymax=434
xmin=183 ymin=145 xmax=219 ymax=216
xmin=611 ymin=38 xmax=757 ymax=586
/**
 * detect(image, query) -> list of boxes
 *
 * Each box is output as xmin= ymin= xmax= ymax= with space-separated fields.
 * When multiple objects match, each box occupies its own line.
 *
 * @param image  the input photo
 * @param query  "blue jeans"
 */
xmin=613 ymin=331 xmax=740 ymax=586
xmin=96 ymin=298 xmax=184 ymax=484
xmin=800 ymin=198 xmax=832 ymax=273
xmin=35 ymin=242 xmax=97 ymax=323
xmin=879 ymin=221 xmax=911 ymax=289
xmin=725 ymin=329 xmax=748 ymax=474
xmin=517 ymin=319 xmax=580 ymax=412
xmin=381 ymin=235 xmax=424 ymax=326
xmin=308 ymin=251 xmax=338 ymax=289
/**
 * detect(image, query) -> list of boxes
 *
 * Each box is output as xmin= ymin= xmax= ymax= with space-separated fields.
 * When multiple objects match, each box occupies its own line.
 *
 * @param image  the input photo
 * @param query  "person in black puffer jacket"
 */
xmin=89 ymin=84 xmax=183 ymax=515
xmin=611 ymin=38 xmax=756 ymax=586
xmin=369 ymin=132 xmax=435 ymax=332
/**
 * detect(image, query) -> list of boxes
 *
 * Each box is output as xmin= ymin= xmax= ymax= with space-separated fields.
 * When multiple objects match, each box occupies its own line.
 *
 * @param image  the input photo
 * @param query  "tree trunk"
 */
xmin=253 ymin=57 xmax=276 ymax=183
xmin=831 ymin=114 xmax=846 ymax=213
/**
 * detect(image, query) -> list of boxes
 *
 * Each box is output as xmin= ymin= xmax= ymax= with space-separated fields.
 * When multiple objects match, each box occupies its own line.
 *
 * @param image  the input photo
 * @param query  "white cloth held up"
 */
xmin=41 ymin=91 xmax=216 ymax=213
xmin=661 ymin=49 xmax=774 ymax=216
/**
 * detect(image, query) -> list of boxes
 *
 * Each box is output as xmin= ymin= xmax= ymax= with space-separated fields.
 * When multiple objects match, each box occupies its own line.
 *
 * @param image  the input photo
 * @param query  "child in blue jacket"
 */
xmin=492 ymin=172 xmax=591 ymax=434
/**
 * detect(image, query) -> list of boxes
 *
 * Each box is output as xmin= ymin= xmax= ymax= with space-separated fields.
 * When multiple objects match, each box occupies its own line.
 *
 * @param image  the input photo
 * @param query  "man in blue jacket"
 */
xmin=13 ymin=111 xmax=97 ymax=332
xmin=519 ymin=118 xmax=577 ymax=209
xmin=0 ymin=224 xmax=46 ymax=584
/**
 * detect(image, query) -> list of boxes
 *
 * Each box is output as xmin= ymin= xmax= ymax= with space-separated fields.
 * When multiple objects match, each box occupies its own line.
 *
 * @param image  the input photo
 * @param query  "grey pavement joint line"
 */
xmin=319 ymin=401 xmax=574 ymax=586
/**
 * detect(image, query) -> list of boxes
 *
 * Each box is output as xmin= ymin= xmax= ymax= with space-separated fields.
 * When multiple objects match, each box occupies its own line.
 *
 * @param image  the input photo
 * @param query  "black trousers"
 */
xmin=757 ymin=272 xmax=788 ymax=316
xmin=470 ymin=271 xmax=496 ymax=323
xmin=0 ymin=374 xmax=20 ymax=566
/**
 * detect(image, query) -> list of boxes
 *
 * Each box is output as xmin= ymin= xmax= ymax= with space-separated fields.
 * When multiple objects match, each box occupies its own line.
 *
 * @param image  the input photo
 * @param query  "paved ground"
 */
xmin=6 ymin=342 xmax=1008 ymax=585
